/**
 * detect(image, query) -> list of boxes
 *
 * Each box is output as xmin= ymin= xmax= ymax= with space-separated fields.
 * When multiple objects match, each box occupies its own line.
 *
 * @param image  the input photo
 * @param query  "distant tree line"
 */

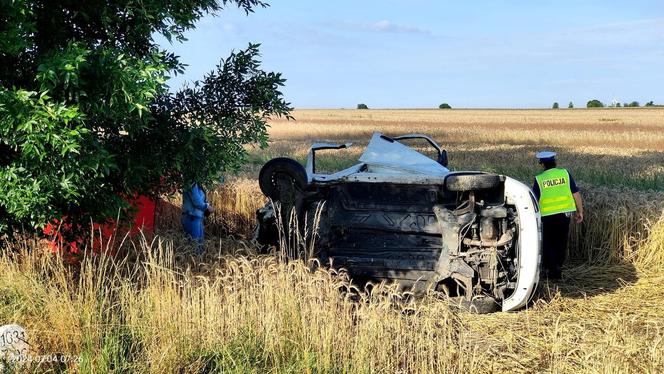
xmin=552 ymin=100 xmax=660 ymax=108
xmin=354 ymin=100 xmax=658 ymax=110
xmin=356 ymin=103 xmax=454 ymax=109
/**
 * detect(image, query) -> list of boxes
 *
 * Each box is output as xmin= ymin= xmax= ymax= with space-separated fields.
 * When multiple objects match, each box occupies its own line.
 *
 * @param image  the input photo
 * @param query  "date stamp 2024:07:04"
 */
xmin=0 ymin=324 xmax=82 ymax=367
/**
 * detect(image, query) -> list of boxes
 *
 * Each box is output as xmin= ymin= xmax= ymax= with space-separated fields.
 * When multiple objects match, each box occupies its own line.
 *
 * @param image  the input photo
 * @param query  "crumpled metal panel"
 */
xmin=358 ymin=133 xmax=450 ymax=176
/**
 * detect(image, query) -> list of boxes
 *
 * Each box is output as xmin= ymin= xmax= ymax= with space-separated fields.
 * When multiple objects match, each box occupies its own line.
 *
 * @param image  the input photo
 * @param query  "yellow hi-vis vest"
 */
xmin=535 ymin=168 xmax=577 ymax=217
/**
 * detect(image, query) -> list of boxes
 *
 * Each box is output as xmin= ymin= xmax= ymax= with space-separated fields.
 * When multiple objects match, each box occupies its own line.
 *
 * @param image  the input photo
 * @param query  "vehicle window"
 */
xmin=394 ymin=138 xmax=439 ymax=161
xmin=313 ymin=145 xmax=359 ymax=174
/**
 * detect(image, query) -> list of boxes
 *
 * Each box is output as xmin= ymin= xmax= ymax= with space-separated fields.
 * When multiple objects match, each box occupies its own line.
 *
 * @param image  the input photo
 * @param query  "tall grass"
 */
xmin=569 ymin=186 xmax=664 ymax=265
xmin=1 ymin=222 xmax=663 ymax=372
xmin=2 ymin=109 xmax=663 ymax=373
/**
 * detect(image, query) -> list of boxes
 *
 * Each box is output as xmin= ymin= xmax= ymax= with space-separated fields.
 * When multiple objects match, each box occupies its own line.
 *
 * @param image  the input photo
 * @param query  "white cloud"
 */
xmin=369 ymin=20 xmax=429 ymax=34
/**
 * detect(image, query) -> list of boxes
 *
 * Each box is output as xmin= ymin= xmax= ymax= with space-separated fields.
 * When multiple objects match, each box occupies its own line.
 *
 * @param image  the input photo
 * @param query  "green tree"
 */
xmin=357 ymin=103 xmax=369 ymax=109
xmin=0 ymin=1 xmax=292 ymax=235
xmin=552 ymin=102 xmax=559 ymax=109
xmin=645 ymin=101 xmax=654 ymax=107
xmin=616 ymin=103 xmax=621 ymax=107
xmin=568 ymin=102 xmax=574 ymax=109
xmin=586 ymin=99 xmax=604 ymax=108
xmin=438 ymin=103 xmax=452 ymax=109
xmin=628 ymin=101 xmax=640 ymax=107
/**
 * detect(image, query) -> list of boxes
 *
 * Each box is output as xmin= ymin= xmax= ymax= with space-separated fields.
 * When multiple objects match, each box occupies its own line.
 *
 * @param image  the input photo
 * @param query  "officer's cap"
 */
xmin=536 ymin=151 xmax=556 ymax=162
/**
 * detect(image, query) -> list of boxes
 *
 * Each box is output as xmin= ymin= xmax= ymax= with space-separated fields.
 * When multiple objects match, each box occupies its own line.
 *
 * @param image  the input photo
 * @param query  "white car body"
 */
xmin=258 ymin=132 xmax=542 ymax=312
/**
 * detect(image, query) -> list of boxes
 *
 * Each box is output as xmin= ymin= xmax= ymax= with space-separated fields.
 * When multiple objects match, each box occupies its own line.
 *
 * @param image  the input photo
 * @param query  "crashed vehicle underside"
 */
xmin=255 ymin=133 xmax=541 ymax=312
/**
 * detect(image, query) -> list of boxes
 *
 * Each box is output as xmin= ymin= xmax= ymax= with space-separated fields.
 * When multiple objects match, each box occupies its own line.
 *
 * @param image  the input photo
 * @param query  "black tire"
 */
xmin=258 ymin=157 xmax=307 ymax=201
xmin=445 ymin=173 xmax=502 ymax=191
xmin=452 ymin=296 xmax=501 ymax=314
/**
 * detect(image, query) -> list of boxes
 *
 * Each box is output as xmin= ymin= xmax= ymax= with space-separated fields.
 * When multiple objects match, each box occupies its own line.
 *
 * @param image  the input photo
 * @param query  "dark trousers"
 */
xmin=541 ymin=213 xmax=570 ymax=278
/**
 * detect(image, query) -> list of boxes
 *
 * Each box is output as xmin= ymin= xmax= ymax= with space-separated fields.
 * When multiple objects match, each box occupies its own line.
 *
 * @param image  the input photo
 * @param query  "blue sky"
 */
xmin=157 ymin=0 xmax=664 ymax=108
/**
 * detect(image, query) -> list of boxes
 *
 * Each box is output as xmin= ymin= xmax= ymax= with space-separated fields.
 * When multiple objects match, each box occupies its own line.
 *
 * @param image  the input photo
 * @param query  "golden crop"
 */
xmin=2 ymin=108 xmax=663 ymax=372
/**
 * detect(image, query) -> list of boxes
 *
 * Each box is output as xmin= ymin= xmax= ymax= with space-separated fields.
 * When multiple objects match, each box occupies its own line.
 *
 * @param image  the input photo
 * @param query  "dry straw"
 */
xmin=1 ymin=217 xmax=663 ymax=372
xmin=2 ymin=109 xmax=663 ymax=372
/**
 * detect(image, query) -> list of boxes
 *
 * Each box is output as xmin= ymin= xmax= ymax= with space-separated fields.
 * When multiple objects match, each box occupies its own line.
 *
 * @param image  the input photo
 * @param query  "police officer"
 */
xmin=532 ymin=151 xmax=584 ymax=279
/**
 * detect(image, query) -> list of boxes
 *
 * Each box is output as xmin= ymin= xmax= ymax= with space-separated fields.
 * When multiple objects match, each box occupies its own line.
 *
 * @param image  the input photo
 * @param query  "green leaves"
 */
xmin=0 ymin=87 xmax=89 ymax=229
xmin=156 ymin=43 xmax=292 ymax=188
xmin=0 ymin=1 xmax=289 ymax=239
xmin=0 ymin=0 xmax=35 ymax=56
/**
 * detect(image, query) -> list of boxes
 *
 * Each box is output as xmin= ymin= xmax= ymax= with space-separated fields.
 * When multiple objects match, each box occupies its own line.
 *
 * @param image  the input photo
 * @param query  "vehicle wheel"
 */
xmin=252 ymin=203 xmax=279 ymax=251
xmin=258 ymin=157 xmax=307 ymax=201
xmin=452 ymin=296 xmax=500 ymax=314
xmin=445 ymin=173 xmax=502 ymax=191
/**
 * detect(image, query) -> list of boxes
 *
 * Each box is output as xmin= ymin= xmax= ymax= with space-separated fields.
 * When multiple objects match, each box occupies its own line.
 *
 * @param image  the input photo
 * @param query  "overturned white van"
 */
xmin=255 ymin=133 xmax=541 ymax=312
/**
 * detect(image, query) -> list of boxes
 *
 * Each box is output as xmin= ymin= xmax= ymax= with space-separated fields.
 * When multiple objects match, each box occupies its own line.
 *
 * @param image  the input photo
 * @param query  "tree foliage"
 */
xmin=568 ymin=102 xmax=574 ymax=109
xmin=552 ymin=102 xmax=559 ymax=109
xmin=0 ymin=0 xmax=292 ymax=235
xmin=438 ymin=103 xmax=452 ymax=109
xmin=586 ymin=99 xmax=604 ymax=108
xmin=357 ymin=103 xmax=369 ymax=109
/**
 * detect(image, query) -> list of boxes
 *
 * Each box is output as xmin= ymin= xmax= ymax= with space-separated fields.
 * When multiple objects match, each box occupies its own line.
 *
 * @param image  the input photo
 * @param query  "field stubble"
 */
xmin=2 ymin=109 xmax=664 ymax=373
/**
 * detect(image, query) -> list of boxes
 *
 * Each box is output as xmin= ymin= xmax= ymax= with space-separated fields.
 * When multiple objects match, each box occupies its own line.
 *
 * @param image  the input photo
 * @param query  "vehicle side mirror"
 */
xmin=438 ymin=150 xmax=448 ymax=167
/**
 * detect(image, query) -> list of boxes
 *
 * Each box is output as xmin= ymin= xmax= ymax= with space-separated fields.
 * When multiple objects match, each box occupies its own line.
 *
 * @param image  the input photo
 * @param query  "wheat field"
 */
xmin=2 ymin=108 xmax=664 ymax=373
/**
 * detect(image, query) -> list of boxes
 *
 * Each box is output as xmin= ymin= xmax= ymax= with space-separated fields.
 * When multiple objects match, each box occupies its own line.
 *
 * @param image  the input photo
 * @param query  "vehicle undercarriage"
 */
xmin=255 ymin=133 xmax=541 ymax=312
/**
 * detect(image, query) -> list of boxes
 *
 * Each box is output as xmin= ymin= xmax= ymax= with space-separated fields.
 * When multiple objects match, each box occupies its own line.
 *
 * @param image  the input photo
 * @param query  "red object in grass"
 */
xmin=129 ymin=195 xmax=156 ymax=235
xmin=44 ymin=195 xmax=157 ymax=255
